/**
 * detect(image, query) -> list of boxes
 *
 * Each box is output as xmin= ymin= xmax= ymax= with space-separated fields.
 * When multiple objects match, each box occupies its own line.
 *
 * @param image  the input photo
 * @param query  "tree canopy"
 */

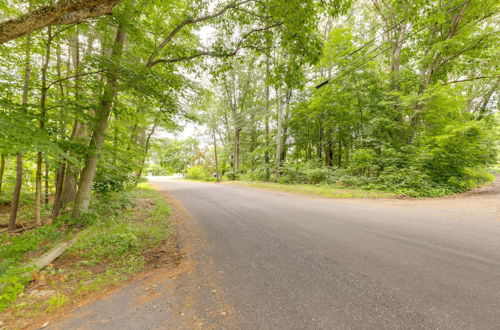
xmin=0 ymin=0 xmax=498 ymax=232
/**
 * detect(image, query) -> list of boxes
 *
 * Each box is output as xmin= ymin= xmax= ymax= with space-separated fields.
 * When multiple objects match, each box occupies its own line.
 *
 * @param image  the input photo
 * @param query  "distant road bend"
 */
xmin=152 ymin=178 xmax=500 ymax=329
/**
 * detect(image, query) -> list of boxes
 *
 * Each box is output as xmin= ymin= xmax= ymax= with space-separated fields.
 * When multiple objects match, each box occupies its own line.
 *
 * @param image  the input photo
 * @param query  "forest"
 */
xmin=0 ymin=0 xmax=498 ymax=321
xmin=147 ymin=0 xmax=499 ymax=197
xmin=0 ymin=0 xmax=498 ymax=234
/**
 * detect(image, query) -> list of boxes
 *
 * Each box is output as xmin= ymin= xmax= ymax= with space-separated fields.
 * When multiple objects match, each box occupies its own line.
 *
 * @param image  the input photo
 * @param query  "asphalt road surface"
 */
xmin=150 ymin=179 xmax=500 ymax=330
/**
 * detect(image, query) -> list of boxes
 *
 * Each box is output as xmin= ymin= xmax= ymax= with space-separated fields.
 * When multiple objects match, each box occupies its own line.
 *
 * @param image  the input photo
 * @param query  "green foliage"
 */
xmin=185 ymin=165 xmax=211 ymax=181
xmin=415 ymin=122 xmax=497 ymax=190
xmin=0 ymin=267 xmax=31 ymax=312
xmin=69 ymin=184 xmax=170 ymax=266
xmin=93 ymin=167 xmax=137 ymax=194
xmin=0 ymin=224 xmax=64 ymax=268
xmin=46 ymin=294 xmax=69 ymax=312
xmin=0 ymin=184 xmax=171 ymax=313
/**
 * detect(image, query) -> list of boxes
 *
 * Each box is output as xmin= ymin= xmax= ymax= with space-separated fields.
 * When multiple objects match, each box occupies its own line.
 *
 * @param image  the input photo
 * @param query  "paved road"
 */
xmin=151 ymin=179 xmax=500 ymax=330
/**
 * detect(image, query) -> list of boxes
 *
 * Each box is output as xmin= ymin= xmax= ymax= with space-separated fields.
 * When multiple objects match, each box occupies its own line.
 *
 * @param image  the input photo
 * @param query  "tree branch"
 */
xmin=148 ymin=22 xmax=282 ymax=67
xmin=0 ymin=0 xmax=122 ymax=44
xmin=445 ymin=75 xmax=500 ymax=84
xmin=146 ymin=0 xmax=257 ymax=67
xmin=46 ymin=70 xmax=105 ymax=89
xmin=432 ymin=32 xmax=496 ymax=74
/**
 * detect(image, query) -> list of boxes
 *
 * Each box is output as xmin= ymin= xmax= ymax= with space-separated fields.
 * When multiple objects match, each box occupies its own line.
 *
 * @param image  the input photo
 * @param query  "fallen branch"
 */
xmin=7 ymin=225 xmax=36 ymax=234
xmin=24 ymin=237 xmax=78 ymax=270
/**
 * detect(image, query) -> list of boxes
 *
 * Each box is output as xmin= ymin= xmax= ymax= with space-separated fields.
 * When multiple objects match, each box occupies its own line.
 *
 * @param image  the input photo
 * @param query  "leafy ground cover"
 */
xmin=0 ymin=183 xmax=173 ymax=327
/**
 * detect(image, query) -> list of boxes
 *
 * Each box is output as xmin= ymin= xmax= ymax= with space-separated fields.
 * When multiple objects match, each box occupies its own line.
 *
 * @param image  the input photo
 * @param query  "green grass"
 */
xmin=0 ymin=183 xmax=172 ymax=323
xmin=225 ymin=181 xmax=399 ymax=199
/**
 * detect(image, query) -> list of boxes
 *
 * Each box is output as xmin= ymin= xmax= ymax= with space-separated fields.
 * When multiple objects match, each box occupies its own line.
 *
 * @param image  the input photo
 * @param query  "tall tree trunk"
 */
xmin=52 ymin=162 xmax=65 ymax=217
xmin=10 ymin=33 xmax=31 ymax=230
xmin=35 ymin=26 xmax=52 ymax=225
xmin=44 ymin=158 xmax=49 ymax=205
xmin=8 ymin=154 xmax=23 ymax=232
xmin=137 ymin=123 xmax=157 ymax=180
xmin=337 ymin=141 xmax=342 ymax=168
xmin=51 ymin=42 xmax=66 ymax=218
xmin=72 ymin=25 xmax=126 ymax=217
xmin=213 ymin=128 xmax=220 ymax=182
xmin=324 ymin=129 xmax=333 ymax=167
xmin=233 ymin=127 xmax=240 ymax=176
xmin=317 ymin=121 xmax=323 ymax=160
xmin=61 ymin=121 xmax=82 ymax=207
xmin=280 ymin=91 xmax=291 ymax=163
xmin=275 ymin=88 xmax=283 ymax=177
xmin=264 ymin=57 xmax=270 ymax=181
xmin=61 ymin=29 xmax=84 ymax=208
xmin=0 ymin=154 xmax=5 ymax=196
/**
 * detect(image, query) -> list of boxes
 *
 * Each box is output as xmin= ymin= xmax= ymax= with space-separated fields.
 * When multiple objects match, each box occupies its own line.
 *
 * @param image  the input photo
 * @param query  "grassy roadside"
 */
xmin=222 ymin=181 xmax=399 ymax=199
xmin=0 ymin=183 xmax=173 ymax=328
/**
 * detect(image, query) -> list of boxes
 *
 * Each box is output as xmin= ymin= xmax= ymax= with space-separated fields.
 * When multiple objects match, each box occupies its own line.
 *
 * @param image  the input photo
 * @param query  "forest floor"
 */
xmin=0 ymin=184 xmax=176 ymax=329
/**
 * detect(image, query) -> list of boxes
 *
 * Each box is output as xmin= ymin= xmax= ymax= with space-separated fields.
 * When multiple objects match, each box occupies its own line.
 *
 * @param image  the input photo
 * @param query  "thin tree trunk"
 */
xmin=51 ymin=41 xmax=66 ymax=217
xmin=264 ymin=57 xmax=270 ymax=181
xmin=0 ymin=154 xmax=5 ymax=196
xmin=317 ymin=121 xmax=323 ymax=160
xmin=52 ymin=162 xmax=65 ymax=217
xmin=213 ymin=128 xmax=220 ymax=182
xmin=9 ymin=153 xmax=23 ymax=232
xmin=35 ymin=26 xmax=52 ymax=225
xmin=137 ymin=123 xmax=157 ymax=180
xmin=10 ymin=33 xmax=31 ymax=230
xmin=233 ymin=127 xmax=240 ymax=176
xmin=338 ymin=141 xmax=342 ymax=168
xmin=72 ymin=25 xmax=126 ymax=217
xmin=275 ymin=88 xmax=283 ymax=177
xmin=44 ymin=158 xmax=49 ymax=205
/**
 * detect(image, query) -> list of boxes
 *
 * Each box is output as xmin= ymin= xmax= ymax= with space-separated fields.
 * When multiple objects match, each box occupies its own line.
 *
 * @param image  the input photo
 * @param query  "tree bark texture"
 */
xmin=0 ymin=0 xmax=122 ymax=44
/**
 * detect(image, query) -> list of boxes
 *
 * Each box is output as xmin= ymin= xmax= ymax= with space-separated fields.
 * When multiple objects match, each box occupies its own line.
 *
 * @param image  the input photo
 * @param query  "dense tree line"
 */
xmin=154 ymin=0 xmax=499 ymax=196
xmin=1 ymin=0 xmax=336 ymax=230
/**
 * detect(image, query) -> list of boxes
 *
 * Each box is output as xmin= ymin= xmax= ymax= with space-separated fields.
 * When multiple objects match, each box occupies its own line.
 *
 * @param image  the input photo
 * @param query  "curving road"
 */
xmin=151 ymin=179 xmax=500 ymax=330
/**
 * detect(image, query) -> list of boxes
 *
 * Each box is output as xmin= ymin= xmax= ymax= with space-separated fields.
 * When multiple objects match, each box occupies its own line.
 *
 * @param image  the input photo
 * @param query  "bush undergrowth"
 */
xmin=0 ymin=183 xmax=170 ymax=313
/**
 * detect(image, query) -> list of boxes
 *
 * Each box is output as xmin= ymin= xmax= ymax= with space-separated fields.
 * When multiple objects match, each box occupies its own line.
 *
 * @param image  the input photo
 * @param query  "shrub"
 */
xmin=0 ymin=267 xmax=31 ymax=312
xmin=415 ymin=122 xmax=496 ymax=191
xmin=185 ymin=165 xmax=211 ymax=180
xmin=93 ymin=166 xmax=137 ymax=193
xmin=350 ymin=148 xmax=377 ymax=176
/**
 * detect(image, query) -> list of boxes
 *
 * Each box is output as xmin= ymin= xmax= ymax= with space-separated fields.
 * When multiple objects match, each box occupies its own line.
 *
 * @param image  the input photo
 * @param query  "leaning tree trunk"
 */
xmin=476 ymin=78 xmax=499 ymax=120
xmin=72 ymin=25 xmax=126 ymax=217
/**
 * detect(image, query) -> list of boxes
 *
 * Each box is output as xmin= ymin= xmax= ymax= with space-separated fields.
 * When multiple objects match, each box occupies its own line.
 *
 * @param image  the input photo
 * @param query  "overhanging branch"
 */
xmin=148 ymin=22 xmax=282 ymax=67
xmin=0 ymin=0 xmax=122 ymax=44
xmin=146 ymin=0 xmax=257 ymax=68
